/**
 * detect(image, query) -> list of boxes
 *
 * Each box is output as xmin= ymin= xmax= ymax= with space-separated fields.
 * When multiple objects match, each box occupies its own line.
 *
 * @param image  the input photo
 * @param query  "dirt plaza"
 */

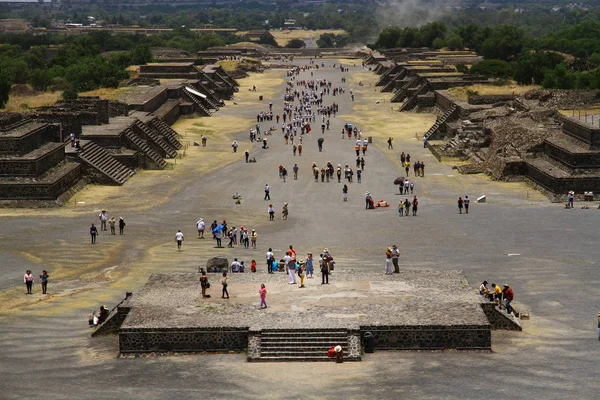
xmin=0 ymin=59 xmax=598 ymax=399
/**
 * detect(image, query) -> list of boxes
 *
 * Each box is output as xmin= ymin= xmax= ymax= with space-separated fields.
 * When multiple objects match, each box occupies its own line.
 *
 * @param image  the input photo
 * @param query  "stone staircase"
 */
xmin=425 ymin=105 xmax=458 ymax=140
xmin=183 ymin=88 xmax=212 ymax=116
xmin=124 ymin=129 xmax=167 ymax=169
xmin=250 ymin=329 xmax=359 ymax=362
xmin=78 ymin=141 xmax=135 ymax=185
xmin=391 ymin=76 xmax=417 ymax=103
xmin=133 ymin=120 xmax=177 ymax=158
xmin=399 ymin=83 xmax=428 ymax=112
xmin=149 ymin=118 xmax=182 ymax=150
xmin=381 ymin=79 xmax=396 ymax=93
xmin=194 ymin=81 xmax=221 ymax=105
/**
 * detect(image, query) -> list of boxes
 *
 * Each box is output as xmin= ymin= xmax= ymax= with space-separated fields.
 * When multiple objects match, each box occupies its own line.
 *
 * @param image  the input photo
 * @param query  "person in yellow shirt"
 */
xmin=491 ymin=283 xmax=503 ymax=306
xmin=298 ymin=260 xmax=306 ymax=288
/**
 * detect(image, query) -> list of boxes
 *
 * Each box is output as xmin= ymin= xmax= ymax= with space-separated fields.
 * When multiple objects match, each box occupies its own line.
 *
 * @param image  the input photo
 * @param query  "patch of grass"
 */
xmin=4 ymin=91 xmax=62 ymax=112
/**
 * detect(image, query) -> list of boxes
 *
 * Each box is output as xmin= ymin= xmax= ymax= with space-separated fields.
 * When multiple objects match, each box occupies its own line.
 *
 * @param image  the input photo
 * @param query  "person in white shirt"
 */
xmin=283 ymin=252 xmax=295 ymax=284
xmin=196 ymin=218 xmax=205 ymax=239
xmin=266 ymin=248 xmax=274 ymax=273
xmin=175 ymin=230 xmax=184 ymax=251
xmin=98 ymin=210 xmax=108 ymax=231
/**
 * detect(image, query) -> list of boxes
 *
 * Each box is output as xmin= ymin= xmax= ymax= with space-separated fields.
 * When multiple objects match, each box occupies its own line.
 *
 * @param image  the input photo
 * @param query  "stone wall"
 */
xmin=0 ymin=163 xmax=81 ymax=200
xmin=0 ymin=143 xmax=64 ymax=176
xmin=469 ymin=95 xmax=516 ymax=105
xmin=480 ymin=303 xmax=522 ymax=331
xmin=119 ymin=327 xmax=248 ymax=353
xmin=129 ymin=88 xmax=168 ymax=113
xmin=527 ymin=162 xmax=600 ymax=192
xmin=0 ymin=124 xmax=61 ymax=154
xmin=545 ymin=141 xmax=600 ymax=168
xmin=31 ymin=113 xmax=82 ymax=137
xmin=562 ymin=118 xmax=600 ymax=149
xmin=360 ymin=325 xmax=491 ymax=350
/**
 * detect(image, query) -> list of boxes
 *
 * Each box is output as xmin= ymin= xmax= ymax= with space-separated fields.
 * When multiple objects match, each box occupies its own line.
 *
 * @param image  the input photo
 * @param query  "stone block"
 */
xmin=205 ymin=257 xmax=229 ymax=273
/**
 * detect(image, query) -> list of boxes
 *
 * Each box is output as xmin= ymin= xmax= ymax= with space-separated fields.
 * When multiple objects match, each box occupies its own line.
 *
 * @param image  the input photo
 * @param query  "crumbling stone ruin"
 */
xmin=369 ymin=51 xmax=600 ymax=200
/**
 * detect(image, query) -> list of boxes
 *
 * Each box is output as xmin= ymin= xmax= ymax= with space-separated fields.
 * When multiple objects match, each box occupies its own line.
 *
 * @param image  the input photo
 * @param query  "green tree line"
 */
xmin=372 ymin=19 xmax=600 ymax=90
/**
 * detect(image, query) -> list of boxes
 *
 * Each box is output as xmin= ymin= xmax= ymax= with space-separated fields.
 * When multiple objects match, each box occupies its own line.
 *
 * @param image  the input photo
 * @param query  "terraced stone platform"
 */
xmin=116 ymin=270 xmax=493 ymax=360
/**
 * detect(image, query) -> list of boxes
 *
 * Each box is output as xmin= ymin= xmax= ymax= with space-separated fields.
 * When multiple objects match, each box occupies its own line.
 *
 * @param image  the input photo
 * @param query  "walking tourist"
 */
xmin=24 ymin=270 xmax=34 ymax=294
xmin=259 ymin=284 xmax=267 ymax=309
xmin=458 ymin=197 xmax=464 ymax=214
xmin=298 ymin=261 xmax=306 ymax=288
xmin=251 ymin=229 xmax=257 ymax=249
xmin=464 ymin=195 xmax=470 ymax=214
xmin=90 ymin=223 xmax=98 ymax=244
xmin=196 ymin=218 xmax=205 ymax=238
xmin=306 ymin=253 xmax=314 ymax=278
xmin=109 ymin=217 xmax=116 ymax=235
xmin=175 ymin=230 xmax=184 ymax=251
xmin=266 ymin=248 xmax=274 ymax=273
xmin=221 ymin=272 xmax=229 ymax=299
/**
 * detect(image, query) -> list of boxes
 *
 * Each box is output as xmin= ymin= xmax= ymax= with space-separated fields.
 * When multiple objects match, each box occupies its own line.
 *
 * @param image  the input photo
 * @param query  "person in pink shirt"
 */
xmin=24 ymin=270 xmax=34 ymax=294
xmin=259 ymin=284 xmax=267 ymax=309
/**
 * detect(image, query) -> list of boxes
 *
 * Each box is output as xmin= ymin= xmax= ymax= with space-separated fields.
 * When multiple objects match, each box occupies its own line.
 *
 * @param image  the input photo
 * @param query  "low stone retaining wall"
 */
xmin=360 ymin=325 xmax=491 ymax=350
xmin=119 ymin=327 xmax=248 ymax=353
xmin=0 ymin=163 xmax=81 ymax=200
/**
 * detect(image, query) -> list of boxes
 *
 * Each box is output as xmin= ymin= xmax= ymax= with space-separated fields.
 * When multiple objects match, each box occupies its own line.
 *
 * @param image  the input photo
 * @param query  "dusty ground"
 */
xmin=0 ymin=59 xmax=598 ymax=399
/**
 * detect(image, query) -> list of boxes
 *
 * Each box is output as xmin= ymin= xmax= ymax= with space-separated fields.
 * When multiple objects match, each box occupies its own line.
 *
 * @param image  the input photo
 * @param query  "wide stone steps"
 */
xmin=124 ymin=129 xmax=167 ymax=169
xmin=78 ymin=141 xmax=135 ymax=185
xmin=133 ymin=120 xmax=177 ymax=158
xmin=183 ymin=89 xmax=212 ymax=116
xmin=425 ymin=104 xmax=458 ymax=140
xmin=252 ymin=330 xmax=351 ymax=362
xmin=195 ymin=81 xmax=221 ymax=104
xmin=150 ymin=119 xmax=182 ymax=150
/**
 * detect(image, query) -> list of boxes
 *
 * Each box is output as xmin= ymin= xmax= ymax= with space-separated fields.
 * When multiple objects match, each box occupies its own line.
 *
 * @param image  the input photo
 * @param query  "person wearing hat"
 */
xmin=567 ymin=191 xmax=575 ymax=208
xmin=267 ymin=204 xmax=275 ymax=221
xmin=503 ymin=284 xmax=515 ymax=315
xmin=250 ymin=229 xmax=258 ymax=249
xmin=385 ymin=247 xmax=393 ymax=275
xmin=391 ymin=245 xmax=400 ymax=273
xmin=196 ymin=218 xmax=205 ymax=239
xmin=298 ymin=260 xmax=306 ymax=288
xmin=282 ymin=202 xmax=289 ymax=220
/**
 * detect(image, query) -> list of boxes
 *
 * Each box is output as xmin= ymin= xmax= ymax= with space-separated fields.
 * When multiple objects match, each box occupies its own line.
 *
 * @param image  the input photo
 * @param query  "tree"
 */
xmin=446 ymin=34 xmax=464 ymax=51
xmin=129 ymin=44 xmax=152 ymax=65
xmin=542 ymin=64 xmax=575 ymax=89
xmin=29 ymin=69 xmax=53 ymax=92
xmin=374 ymin=27 xmax=403 ymax=49
xmin=258 ymin=32 xmax=278 ymax=47
xmin=480 ymin=25 xmax=525 ymax=61
xmin=417 ymin=21 xmax=447 ymax=48
xmin=285 ymin=39 xmax=305 ymax=49
xmin=469 ymin=60 xmax=514 ymax=78
xmin=62 ymin=86 xmax=78 ymax=101
xmin=0 ymin=70 xmax=12 ymax=109
xmin=513 ymin=51 xmax=565 ymax=84
xmin=432 ymin=38 xmax=445 ymax=49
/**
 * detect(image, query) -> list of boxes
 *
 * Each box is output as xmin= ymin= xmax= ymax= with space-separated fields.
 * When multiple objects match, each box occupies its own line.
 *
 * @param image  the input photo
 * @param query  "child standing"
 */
xmin=259 ymin=284 xmax=267 ymax=309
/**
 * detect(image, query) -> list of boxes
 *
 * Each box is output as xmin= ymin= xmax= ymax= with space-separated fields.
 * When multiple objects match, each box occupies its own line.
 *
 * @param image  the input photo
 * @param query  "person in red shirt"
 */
xmin=288 ymin=245 xmax=296 ymax=262
xmin=503 ymin=284 xmax=515 ymax=315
